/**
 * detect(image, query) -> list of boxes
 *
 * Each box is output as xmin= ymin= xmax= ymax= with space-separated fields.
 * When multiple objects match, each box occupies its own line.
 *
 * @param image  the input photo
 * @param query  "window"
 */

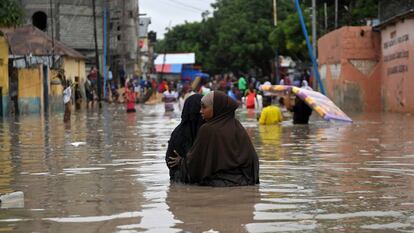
xmin=32 ymin=11 xmax=48 ymax=31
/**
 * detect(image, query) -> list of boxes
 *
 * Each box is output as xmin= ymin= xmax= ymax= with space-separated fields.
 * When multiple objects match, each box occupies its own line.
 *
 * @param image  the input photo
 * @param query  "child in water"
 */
xmin=125 ymin=82 xmax=136 ymax=113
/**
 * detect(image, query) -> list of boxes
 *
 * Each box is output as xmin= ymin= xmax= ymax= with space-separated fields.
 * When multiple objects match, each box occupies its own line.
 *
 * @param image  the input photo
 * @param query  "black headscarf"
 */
xmin=166 ymin=94 xmax=204 ymax=181
xmin=183 ymin=91 xmax=260 ymax=186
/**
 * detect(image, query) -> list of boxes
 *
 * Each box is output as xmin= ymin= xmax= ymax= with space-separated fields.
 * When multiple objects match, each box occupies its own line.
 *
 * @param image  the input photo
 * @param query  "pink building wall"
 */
xmin=380 ymin=18 xmax=414 ymax=112
xmin=318 ymin=26 xmax=382 ymax=112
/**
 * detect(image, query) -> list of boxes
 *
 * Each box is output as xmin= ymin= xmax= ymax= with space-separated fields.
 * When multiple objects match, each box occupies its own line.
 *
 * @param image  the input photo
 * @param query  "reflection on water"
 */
xmin=0 ymin=105 xmax=414 ymax=232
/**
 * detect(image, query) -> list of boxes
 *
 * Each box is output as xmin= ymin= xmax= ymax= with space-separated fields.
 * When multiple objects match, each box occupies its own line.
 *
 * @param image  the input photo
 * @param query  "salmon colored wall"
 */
xmin=380 ymin=18 xmax=414 ymax=112
xmin=318 ymin=26 xmax=382 ymax=112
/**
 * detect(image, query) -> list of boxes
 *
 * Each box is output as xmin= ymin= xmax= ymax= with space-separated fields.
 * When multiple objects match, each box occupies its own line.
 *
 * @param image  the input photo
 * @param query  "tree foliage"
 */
xmin=156 ymin=0 xmax=379 ymax=75
xmin=0 ymin=0 xmax=24 ymax=27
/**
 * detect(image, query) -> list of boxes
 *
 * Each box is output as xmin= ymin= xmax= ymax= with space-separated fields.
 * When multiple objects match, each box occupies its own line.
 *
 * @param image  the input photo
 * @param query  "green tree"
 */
xmin=156 ymin=0 xmax=380 ymax=75
xmin=157 ymin=0 xmax=275 ymax=75
xmin=0 ymin=0 xmax=24 ymax=27
xmin=269 ymin=0 xmax=311 ymax=61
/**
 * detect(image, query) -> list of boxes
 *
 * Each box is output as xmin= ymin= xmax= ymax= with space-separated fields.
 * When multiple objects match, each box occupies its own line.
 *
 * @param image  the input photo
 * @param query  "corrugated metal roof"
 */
xmin=0 ymin=25 xmax=85 ymax=59
xmin=154 ymin=53 xmax=195 ymax=65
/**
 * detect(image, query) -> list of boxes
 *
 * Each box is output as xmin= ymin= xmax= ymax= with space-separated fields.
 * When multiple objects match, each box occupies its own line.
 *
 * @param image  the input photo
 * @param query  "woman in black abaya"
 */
xmin=166 ymin=94 xmax=204 ymax=182
xmin=169 ymin=91 xmax=260 ymax=186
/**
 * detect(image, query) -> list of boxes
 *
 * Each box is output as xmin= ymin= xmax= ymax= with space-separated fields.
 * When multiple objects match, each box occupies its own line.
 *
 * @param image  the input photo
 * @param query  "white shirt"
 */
xmin=108 ymin=71 xmax=113 ymax=80
xmin=63 ymin=86 xmax=72 ymax=104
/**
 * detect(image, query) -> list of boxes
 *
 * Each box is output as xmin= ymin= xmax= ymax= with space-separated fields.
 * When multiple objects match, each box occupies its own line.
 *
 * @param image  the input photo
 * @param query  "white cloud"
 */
xmin=140 ymin=0 xmax=215 ymax=38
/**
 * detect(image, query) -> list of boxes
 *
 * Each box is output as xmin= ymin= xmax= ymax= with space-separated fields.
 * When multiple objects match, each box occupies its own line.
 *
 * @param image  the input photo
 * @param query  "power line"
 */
xmin=168 ymin=0 xmax=205 ymax=12
xmin=157 ymin=0 xmax=203 ymax=13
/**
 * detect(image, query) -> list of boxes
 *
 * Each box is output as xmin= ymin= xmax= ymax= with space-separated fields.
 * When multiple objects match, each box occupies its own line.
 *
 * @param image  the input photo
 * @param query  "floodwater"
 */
xmin=1 ymin=104 xmax=414 ymax=233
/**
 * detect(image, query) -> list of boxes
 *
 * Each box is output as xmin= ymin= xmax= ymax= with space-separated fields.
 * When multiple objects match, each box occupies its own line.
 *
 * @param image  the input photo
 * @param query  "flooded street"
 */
xmin=1 ymin=104 xmax=414 ymax=233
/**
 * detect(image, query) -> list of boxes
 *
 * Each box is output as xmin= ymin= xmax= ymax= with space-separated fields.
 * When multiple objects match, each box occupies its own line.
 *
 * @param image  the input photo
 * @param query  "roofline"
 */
xmin=0 ymin=25 xmax=86 ymax=60
xmin=375 ymin=9 xmax=414 ymax=29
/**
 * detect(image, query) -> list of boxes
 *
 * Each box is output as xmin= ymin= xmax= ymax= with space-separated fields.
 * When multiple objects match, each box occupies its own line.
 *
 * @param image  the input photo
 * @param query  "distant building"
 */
xmin=137 ymin=17 xmax=153 ymax=75
xmin=21 ymin=0 xmax=147 ymax=76
xmin=0 ymin=25 xmax=86 ymax=116
xmin=21 ymin=0 xmax=104 ymax=62
xmin=108 ymin=0 xmax=139 ymax=74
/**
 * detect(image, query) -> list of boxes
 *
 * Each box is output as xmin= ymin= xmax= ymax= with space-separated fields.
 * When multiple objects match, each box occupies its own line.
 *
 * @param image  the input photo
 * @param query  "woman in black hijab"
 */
xmin=166 ymin=94 xmax=204 ymax=182
xmin=169 ymin=91 xmax=260 ymax=187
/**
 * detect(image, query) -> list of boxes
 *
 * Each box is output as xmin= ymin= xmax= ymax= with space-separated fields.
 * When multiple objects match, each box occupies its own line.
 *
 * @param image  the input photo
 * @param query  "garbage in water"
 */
xmin=0 ymin=191 xmax=25 ymax=209
xmin=70 ymin=142 xmax=87 ymax=147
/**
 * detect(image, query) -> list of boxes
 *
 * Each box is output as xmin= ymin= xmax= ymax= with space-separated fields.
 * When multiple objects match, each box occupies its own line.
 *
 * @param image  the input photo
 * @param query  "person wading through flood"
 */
xmin=168 ymin=91 xmax=260 ymax=187
xmin=63 ymin=79 xmax=72 ymax=122
xmin=166 ymin=94 xmax=204 ymax=182
xmin=285 ymin=94 xmax=313 ymax=124
xmin=125 ymin=81 xmax=136 ymax=113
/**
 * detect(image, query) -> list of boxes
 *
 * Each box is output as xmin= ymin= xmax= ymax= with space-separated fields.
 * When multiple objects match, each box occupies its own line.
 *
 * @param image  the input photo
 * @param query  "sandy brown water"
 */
xmin=1 ymin=104 xmax=414 ymax=232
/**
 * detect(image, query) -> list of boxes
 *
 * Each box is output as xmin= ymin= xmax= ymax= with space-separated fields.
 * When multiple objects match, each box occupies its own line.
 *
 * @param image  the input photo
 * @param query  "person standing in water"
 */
xmin=163 ymin=83 xmax=178 ymax=112
xmin=258 ymin=97 xmax=283 ymax=125
xmin=125 ymin=82 xmax=136 ymax=113
xmin=63 ymin=79 xmax=72 ymax=122
xmin=169 ymin=91 xmax=260 ymax=187
xmin=166 ymin=94 xmax=204 ymax=182
xmin=285 ymin=95 xmax=313 ymax=124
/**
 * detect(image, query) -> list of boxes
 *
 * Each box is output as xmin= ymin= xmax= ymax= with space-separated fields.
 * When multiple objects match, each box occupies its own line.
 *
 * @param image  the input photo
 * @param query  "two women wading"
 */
xmin=166 ymin=91 xmax=260 ymax=187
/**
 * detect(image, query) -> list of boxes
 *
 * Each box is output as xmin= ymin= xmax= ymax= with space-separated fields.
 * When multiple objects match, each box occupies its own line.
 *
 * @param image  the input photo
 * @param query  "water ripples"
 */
xmin=0 ymin=105 xmax=414 ymax=232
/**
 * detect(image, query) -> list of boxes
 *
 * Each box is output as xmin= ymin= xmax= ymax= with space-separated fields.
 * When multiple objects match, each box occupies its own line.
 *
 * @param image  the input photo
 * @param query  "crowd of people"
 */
xmin=61 ymin=67 xmax=314 ymax=187
xmin=162 ymin=72 xmax=314 ymax=187
xmin=63 ymin=66 xmax=314 ymax=123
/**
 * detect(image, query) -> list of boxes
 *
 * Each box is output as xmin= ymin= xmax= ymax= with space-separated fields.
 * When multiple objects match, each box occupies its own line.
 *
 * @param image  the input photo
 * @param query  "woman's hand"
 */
xmin=168 ymin=150 xmax=182 ymax=167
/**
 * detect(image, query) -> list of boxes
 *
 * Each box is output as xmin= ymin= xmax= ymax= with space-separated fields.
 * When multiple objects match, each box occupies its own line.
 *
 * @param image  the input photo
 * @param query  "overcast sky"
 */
xmin=140 ymin=0 xmax=216 ymax=38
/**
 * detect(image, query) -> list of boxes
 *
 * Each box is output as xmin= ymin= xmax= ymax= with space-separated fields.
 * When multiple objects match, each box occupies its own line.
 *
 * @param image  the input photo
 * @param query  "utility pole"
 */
xmin=273 ymin=0 xmax=277 ymax=26
xmin=103 ymin=1 xmax=108 ymax=99
xmin=312 ymin=0 xmax=317 ymax=58
xmin=49 ymin=0 xmax=55 ymax=68
xmin=294 ymin=0 xmax=325 ymax=95
xmin=324 ymin=2 xmax=327 ymax=32
xmin=55 ymin=0 xmax=60 ymax=41
xmin=121 ymin=0 xmax=127 ymax=71
xmin=312 ymin=0 xmax=317 ymax=91
xmin=273 ymin=0 xmax=279 ymax=84
xmin=335 ymin=0 xmax=338 ymax=29
xmin=92 ymin=0 xmax=102 ymax=106
xmin=137 ymin=0 xmax=141 ymax=75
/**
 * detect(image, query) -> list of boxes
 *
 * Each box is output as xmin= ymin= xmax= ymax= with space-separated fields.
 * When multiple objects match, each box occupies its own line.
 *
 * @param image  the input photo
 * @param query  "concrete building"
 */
xmin=318 ymin=0 xmax=414 ymax=113
xmin=21 ymin=0 xmax=104 ymax=62
xmin=21 ymin=0 xmax=144 ymax=76
xmin=0 ymin=25 xmax=86 ymax=116
xmin=137 ymin=17 xmax=153 ymax=75
xmin=109 ymin=0 xmax=139 ymax=74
